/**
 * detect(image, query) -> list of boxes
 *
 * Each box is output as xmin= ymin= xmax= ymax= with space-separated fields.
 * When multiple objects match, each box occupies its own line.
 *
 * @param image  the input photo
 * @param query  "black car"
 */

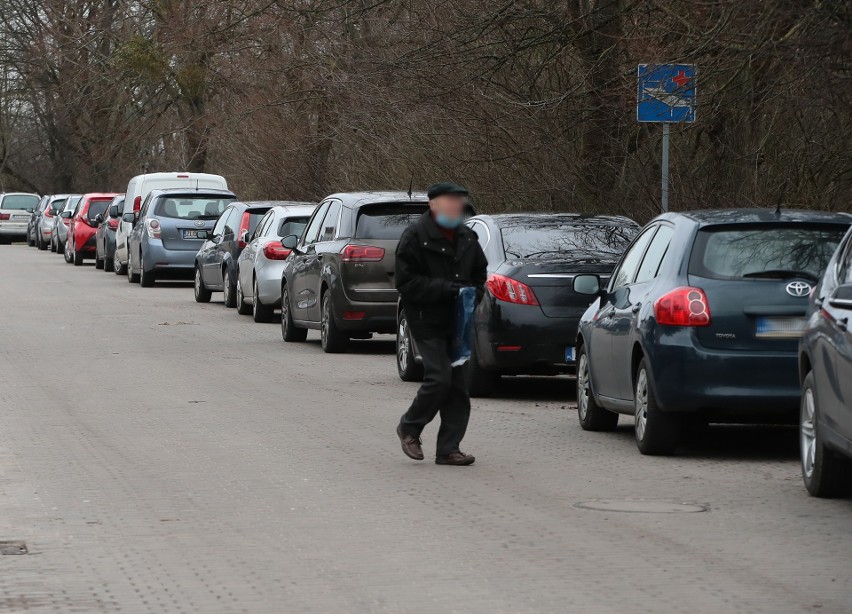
xmin=573 ymin=208 xmax=852 ymax=456
xmin=195 ymin=201 xmax=275 ymax=306
xmin=394 ymin=214 xmax=639 ymax=395
xmin=798 ymin=226 xmax=852 ymax=497
xmin=95 ymin=195 xmax=124 ymax=271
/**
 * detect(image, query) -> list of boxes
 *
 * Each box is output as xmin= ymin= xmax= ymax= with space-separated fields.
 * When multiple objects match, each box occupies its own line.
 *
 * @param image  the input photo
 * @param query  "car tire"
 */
xmin=281 ymin=286 xmax=307 ymax=341
xmin=223 ymin=268 xmax=237 ymax=308
xmin=467 ymin=342 xmax=499 ymax=398
xmin=320 ymin=293 xmax=349 ymax=353
xmin=37 ymin=234 xmax=48 ymax=250
xmin=104 ymin=253 xmax=114 ymax=272
xmin=634 ymin=358 xmax=681 ymax=456
xmin=127 ymin=253 xmax=140 ymax=283
xmin=396 ymin=310 xmax=424 ymax=382
xmin=139 ymin=254 xmax=155 ymax=287
xmin=114 ymin=252 xmax=126 ymax=275
xmin=27 ymin=231 xmax=35 ymax=247
xmin=577 ymin=344 xmax=619 ymax=431
xmin=800 ymin=372 xmax=852 ymax=498
xmin=252 ymin=278 xmax=274 ymax=322
xmin=194 ymin=266 xmax=211 ymax=303
xmin=64 ymin=241 xmax=73 ymax=264
xmin=73 ymin=248 xmax=84 ymax=266
xmin=236 ymin=277 xmax=252 ymax=315
xmin=95 ymin=253 xmax=104 ymax=269
xmin=50 ymin=236 xmax=57 ymax=252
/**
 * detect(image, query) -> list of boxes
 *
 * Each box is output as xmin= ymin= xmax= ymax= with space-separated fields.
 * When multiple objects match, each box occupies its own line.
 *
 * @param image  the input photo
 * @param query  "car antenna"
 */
xmin=407 ymin=174 xmax=413 ymax=200
xmin=195 ymin=179 xmax=199 ymax=192
xmin=774 ymin=201 xmax=782 ymax=218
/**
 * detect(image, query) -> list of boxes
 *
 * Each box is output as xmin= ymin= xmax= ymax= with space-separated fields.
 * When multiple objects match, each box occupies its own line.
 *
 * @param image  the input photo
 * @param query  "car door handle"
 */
xmin=631 ymin=304 xmax=642 ymax=314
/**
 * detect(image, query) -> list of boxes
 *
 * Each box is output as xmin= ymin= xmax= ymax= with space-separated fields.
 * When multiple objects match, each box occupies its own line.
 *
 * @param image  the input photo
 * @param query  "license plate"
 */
xmin=182 ymin=229 xmax=201 ymax=239
xmin=755 ymin=316 xmax=806 ymax=339
xmin=565 ymin=347 xmax=576 ymax=362
xmin=13 ymin=214 xmax=28 ymax=220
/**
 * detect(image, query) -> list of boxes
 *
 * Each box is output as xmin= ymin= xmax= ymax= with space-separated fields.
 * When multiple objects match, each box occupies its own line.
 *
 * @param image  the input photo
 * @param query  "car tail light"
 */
xmin=63 ymin=218 xmax=71 ymax=226
xmin=238 ymin=212 xmax=250 ymax=249
xmin=654 ymin=286 xmax=711 ymax=327
xmin=263 ymin=243 xmax=292 ymax=260
xmin=146 ymin=218 xmax=161 ymax=239
xmin=343 ymin=311 xmax=365 ymax=320
xmin=133 ymin=195 xmax=141 ymax=213
xmin=486 ymin=274 xmax=539 ymax=306
xmin=177 ymin=174 xmax=189 ymax=178
xmin=340 ymin=244 xmax=385 ymax=262
xmin=108 ymin=217 xmax=120 ymax=230
xmin=0 ymin=213 xmax=10 ymax=220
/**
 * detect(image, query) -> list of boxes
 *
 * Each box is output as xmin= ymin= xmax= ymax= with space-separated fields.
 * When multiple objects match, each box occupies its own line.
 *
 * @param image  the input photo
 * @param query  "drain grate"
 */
xmin=0 ymin=541 xmax=28 ymax=555
xmin=574 ymin=499 xmax=708 ymax=513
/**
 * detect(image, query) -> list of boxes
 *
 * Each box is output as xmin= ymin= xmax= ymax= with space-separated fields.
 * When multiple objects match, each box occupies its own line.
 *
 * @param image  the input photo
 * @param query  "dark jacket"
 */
xmin=396 ymin=212 xmax=488 ymax=338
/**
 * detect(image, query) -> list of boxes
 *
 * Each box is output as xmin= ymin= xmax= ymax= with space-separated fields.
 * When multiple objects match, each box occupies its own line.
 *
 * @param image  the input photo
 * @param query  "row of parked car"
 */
xmin=9 ymin=174 xmax=852 ymax=497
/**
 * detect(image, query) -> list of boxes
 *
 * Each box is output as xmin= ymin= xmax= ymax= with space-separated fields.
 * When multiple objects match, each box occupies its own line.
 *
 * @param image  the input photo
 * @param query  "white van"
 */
xmin=113 ymin=172 xmax=228 ymax=274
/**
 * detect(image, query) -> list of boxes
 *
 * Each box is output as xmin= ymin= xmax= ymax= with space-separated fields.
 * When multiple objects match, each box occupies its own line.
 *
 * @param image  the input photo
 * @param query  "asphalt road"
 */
xmin=0 ymin=245 xmax=850 ymax=613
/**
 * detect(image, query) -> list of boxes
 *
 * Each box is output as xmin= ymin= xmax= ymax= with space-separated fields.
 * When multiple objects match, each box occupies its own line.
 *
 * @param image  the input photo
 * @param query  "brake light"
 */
xmin=654 ymin=287 xmax=711 ymax=327
xmin=108 ymin=217 xmax=120 ymax=230
xmin=133 ymin=195 xmax=141 ymax=212
xmin=0 ymin=213 xmax=9 ymax=220
xmin=63 ymin=218 xmax=71 ymax=226
xmin=146 ymin=218 xmax=161 ymax=239
xmin=340 ymin=244 xmax=385 ymax=262
xmin=177 ymin=174 xmax=189 ymax=178
xmin=238 ymin=212 xmax=250 ymax=249
xmin=262 ymin=243 xmax=292 ymax=260
xmin=486 ymin=273 xmax=539 ymax=305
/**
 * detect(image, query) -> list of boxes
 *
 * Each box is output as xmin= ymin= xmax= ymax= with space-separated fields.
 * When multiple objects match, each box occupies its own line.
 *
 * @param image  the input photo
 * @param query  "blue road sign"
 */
xmin=637 ymin=64 xmax=696 ymax=123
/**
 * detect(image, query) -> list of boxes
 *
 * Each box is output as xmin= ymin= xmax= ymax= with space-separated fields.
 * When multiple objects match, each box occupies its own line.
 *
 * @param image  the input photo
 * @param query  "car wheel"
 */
xmin=320 ymin=292 xmax=349 ymax=353
xmin=634 ymin=358 xmax=681 ymax=456
xmin=50 ymin=236 xmax=57 ymax=252
xmin=114 ymin=252 xmax=126 ymax=275
xmin=95 ymin=253 xmax=104 ymax=269
xmin=73 ymin=247 xmax=84 ymax=266
xmin=236 ymin=276 xmax=252 ymax=315
xmin=281 ymin=286 xmax=307 ymax=341
xmin=194 ymin=266 xmax=211 ymax=303
xmin=800 ymin=372 xmax=852 ymax=497
xmin=104 ymin=253 xmax=115 ymax=272
xmin=64 ymin=241 xmax=73 ymax=264
xmin=139 ymin=254 xmax=155 ymax=287
xmin=223 ymin=268 xmax=237 ymax=308
xmin=466 ymin=340 xmax=499 ymax=398
xmin=252 ymin=278 xmax=274 ymax=322
xmin=127 ymin=252 xmax=140 ymax=283
xmin=37 ymin=234 xmax=48 ymax=250
xmin=27 ymin=230 xmax=35 ymax=247
xmin=396 ymin=310 xmax=425 ymax=382
xmin=576 ymin=345 xmax=619 ymax=431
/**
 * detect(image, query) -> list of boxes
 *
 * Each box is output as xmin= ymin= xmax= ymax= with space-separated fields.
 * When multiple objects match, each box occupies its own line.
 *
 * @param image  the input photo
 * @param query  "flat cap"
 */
xmin=427 ymin=182 xmax=469 ymax=199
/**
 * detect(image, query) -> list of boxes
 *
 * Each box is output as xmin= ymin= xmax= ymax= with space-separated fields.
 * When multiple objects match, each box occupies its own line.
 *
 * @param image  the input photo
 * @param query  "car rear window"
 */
xmin=154 ymin=196 xmax=236 ymax=220
xmin=689 ymin=224 xmax=848 ymax=280
xmin=246 ymin=211 xmax=267 ymax=235
xmin=1 ymin=194 xmax=39 ymax=210
xmin=86 ymin=200 xmax=112 ymax=222
xmin=500 ymin=223 xmax=639 ymax=260
xmin=277 ymin=216 xmax=310 ymax=238
xmin=355 ymin=204 xmax=428 ymax=239
xmin=49 ymin=199 xmax=67 ymax=214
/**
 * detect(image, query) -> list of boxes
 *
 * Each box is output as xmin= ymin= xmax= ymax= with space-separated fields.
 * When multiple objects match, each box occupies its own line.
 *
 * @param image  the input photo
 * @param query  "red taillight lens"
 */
xmin=486 ymin=273 xmax=539 ymax=306
xmin=340 ymin=244 xmax=385 ymax=262
xmin=108 ymin=218 xmax=120 ymax=230
xmin=0 ymin=213 xmax=10 ymax=220
xmin=342 ymin=311 xmax=365 ymax=320
xmin=133 ymin=195 xmax=141 ymax=212
xmin=263 ymin=243 xmax=292 ymax=260
xmin=238 ymin=212 xmax=250 ymax=249
xmin=654 ymin=286 xmax=711 ymax=327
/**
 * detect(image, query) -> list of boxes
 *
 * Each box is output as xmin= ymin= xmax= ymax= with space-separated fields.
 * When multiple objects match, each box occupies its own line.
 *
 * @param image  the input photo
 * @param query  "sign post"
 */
xmin=637 ymin=64 xmax=696 ymax=213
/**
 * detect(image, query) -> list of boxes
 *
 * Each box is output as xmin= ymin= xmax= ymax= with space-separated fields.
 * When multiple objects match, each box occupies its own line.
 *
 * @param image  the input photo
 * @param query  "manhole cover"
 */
xmin=0 ymin=541 xmax=28 ymax=555
xmin=574 ymin=499 xmax=708 ymax=513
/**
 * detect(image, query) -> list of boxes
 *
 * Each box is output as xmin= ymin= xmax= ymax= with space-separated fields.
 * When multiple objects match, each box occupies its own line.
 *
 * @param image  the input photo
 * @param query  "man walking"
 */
xmin=394 ymin=182 xmax=487 ymax=466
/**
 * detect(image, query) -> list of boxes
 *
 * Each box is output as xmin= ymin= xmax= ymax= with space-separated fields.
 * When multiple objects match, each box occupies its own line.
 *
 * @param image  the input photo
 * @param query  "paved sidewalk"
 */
xmin=0 ymin=246 xmax=850 ymax=613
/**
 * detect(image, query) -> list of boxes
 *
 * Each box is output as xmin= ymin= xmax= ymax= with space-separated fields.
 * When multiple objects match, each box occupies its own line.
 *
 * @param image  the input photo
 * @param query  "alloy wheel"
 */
xmin=577 ymin=353 xmax=590 ymax=421
xmin=800 ymin=387 xmax=816 ymax=479
xmin=321 ymin=297 xmax=329 ymax=348
xmin=635 ymin=368 xmax=649 ymax=441
xmin=224 ymin=270 xmax=232 ymax=304
xmin=397 ymin=318 xmax=410 ymax=372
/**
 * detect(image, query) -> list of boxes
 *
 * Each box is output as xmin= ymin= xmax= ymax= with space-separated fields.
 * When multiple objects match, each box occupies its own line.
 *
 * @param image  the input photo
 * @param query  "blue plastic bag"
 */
xmin=450 ymin=286 xmax=476 ymax=367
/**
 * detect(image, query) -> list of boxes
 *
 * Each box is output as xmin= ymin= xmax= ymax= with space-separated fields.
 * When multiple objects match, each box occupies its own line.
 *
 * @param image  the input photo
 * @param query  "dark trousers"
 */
xmin=400 ymin=336 xmax=471 ymax=456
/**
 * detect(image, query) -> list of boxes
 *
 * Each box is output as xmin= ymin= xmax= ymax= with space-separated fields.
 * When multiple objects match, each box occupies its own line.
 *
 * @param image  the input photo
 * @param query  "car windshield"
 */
xmin=1 ymin=194 xmax=39 ymax=210
xmin=277 ymin=216 xmax=310 ymax=238
xmin=87 ymin=200 xmax=112 ymax=222
xmin=500 ymin=222 xmax=638 ymax=260
xmin=355 ymin=204 xmax=428 ymax=239
xmin=154 ymin=196 xmax=235 ymax=220
xmin=689 ymin=224 xmax=848 ymax=280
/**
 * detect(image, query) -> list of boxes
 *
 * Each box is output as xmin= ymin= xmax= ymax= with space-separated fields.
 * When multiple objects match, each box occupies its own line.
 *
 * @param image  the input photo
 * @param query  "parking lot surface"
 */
xmin=1 ymin=246 xmax=850 ymax=613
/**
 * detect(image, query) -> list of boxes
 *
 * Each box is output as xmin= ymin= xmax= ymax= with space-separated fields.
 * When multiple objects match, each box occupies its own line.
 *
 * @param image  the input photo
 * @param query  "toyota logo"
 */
xmin=786 ymin=281 xmax=812 ymax=297
xmin=194 ymin=220 xmax=205 ymax=227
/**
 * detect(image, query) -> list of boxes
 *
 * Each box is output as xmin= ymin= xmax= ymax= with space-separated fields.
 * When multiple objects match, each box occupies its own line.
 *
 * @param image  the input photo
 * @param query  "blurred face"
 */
xmin=429 ymin=194 xmax=465 ymax=222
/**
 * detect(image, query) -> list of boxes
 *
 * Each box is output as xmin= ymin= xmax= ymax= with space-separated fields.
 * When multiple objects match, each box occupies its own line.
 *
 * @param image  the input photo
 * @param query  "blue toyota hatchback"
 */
xmin=572 ymin=208 xmax=852 ymax=455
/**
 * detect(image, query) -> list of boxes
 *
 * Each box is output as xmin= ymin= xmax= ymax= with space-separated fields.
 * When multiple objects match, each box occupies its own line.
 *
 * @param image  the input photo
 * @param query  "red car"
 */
xmin=66 ymin=193 xmax=119 ymax=266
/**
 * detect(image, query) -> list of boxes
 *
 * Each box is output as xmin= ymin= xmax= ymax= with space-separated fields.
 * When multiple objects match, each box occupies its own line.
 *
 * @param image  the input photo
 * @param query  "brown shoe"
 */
xmin=397 ymin=424 xmax=424 ymax=460
xmin=435 ymin=451 xmax=475 ymax=466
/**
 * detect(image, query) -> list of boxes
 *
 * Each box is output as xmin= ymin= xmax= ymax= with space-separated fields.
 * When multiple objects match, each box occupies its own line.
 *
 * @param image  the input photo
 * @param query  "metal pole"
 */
xmin=661 ymin=123 xmax=670 ymax=213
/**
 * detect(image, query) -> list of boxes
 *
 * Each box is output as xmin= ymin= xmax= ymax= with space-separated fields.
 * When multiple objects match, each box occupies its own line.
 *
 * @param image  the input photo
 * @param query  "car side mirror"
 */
xmin=94 ymin=214 xmax=104 ymax=224
xmin=60 ymin=211 xmax=73 ymax=219
xmin=122 ymin=212 xmax=136 ymax=224
xmin=828 ymin=284 xmax=852 ymax=310
xmin=109 ymin=205 xmax=120 ymax=218
xmin=281 ymin=234 xmax=299 ymax=250
xmin=239 ymin=229 xmax=250 ymax=244
xmin=573 ymin=274 xmax=603 ymax=296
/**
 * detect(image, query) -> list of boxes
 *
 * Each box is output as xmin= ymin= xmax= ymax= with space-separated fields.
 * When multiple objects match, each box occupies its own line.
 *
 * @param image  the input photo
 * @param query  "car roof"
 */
xmin=246 ymin=200 xmax=315 ymax=207
xmin=148 ymin=188 xmax=236 ymax=198
xmin=80 ymin=193 xmax=120 ymax=200
xmin=321 ymin=191 xmax=430 ymax=207
xmin=473 ymin=213 xmax=639 ymax=227
xmin=0 ymin=192 xmax=40 ymax=197
xmin=661 ymin=208 xmax=852 ymax=226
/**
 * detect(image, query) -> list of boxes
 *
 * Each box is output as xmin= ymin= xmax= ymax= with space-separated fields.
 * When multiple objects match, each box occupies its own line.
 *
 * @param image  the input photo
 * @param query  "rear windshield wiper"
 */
xmin=742 ymin=269 xmax=818 ymax=282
